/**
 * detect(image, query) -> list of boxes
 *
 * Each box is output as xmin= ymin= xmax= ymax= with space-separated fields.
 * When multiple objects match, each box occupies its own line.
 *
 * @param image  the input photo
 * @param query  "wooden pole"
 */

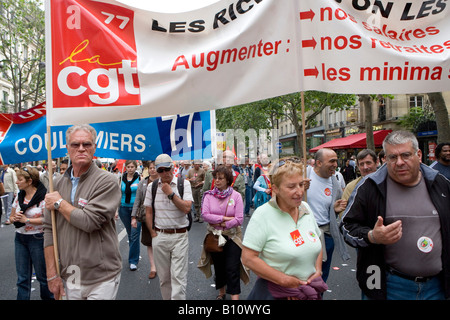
xmin=46 ymin=125 xmax=60 ymax=277
xmin=301 ymin=92 xmax=307 ymax=202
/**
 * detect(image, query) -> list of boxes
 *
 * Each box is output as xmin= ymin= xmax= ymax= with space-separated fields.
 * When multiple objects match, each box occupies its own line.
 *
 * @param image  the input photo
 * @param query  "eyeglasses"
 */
xmin=386 ymin=152 xmax=416 ymax=163
xmin=157 ymin=167 xmax=172 ymax=173
xmin=69 ymin=142 xmax=94 ymax=149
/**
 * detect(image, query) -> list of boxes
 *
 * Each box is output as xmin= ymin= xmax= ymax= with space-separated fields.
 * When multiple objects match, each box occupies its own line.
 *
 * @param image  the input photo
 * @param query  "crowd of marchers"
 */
xmin=1 ymin=125 xmax=449 ymax=301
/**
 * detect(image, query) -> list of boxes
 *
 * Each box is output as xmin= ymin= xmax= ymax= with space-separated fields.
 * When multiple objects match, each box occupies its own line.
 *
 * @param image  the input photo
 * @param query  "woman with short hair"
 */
xmin=198 ymin=165 xmax=247 ymax=300
xmin=242 ymin=157 xmax=326 ymax=300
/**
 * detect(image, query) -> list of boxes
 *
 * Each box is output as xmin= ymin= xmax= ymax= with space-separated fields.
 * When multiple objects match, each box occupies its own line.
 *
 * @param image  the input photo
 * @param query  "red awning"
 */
xmin=309 ymin=130 xmax=392 ymax=153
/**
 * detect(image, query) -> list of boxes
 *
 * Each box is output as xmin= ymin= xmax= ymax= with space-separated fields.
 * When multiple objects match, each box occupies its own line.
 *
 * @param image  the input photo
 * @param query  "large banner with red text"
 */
xmin=46 ymin=0 xmax=450 ymax=125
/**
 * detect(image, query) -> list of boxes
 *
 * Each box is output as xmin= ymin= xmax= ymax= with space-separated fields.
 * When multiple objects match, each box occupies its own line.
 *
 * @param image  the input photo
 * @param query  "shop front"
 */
xmin=309 ymin=130 xmax=392 ymax=161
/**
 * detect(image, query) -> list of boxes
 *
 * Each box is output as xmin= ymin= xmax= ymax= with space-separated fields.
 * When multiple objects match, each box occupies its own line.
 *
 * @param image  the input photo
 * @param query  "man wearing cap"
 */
xmin=144 ymin=154 xmax=193 ymax=300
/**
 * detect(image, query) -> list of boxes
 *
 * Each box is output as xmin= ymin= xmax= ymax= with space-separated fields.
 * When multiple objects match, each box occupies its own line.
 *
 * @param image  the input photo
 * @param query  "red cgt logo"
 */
xmin=52 ymin=0 xmax=140 ymax=108
xmin=290 ymin=229 xmax=305 ymax=247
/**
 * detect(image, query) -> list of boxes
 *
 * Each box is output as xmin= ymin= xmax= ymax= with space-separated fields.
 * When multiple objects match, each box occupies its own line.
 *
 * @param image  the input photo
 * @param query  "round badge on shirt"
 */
xmin=324 ymin=188 xmax=331 ymax=196
xmin=307 ymin=230 xmax=319 ymax=243
xmin=417 ymin=236 xmax=433 ymax=253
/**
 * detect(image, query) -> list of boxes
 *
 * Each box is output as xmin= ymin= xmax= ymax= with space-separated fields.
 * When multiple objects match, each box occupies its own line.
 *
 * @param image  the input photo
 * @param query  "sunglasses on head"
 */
xmin=157 ymin=167 xmax=172 ymax=173
xmin=273 ymin=157 xmax=302 ymax=170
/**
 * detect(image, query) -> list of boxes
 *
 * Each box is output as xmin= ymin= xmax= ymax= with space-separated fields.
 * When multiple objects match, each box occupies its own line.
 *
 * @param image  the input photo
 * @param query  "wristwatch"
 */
xmin=54 ymin=198 xmax=64 ymax=210
xmin=168 ymin=192 xmax=175 ymax=200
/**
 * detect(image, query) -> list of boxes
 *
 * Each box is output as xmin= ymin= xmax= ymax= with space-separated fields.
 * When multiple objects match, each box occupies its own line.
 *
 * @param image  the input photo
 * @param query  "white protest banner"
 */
xmin=299 ymin=0 xmax=450 ymax=94
xmin=46 ymin=0 xmax=450 ymax=126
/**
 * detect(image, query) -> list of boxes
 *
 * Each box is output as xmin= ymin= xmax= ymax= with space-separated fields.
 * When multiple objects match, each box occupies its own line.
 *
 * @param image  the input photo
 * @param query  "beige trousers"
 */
xmin=64 ymin=273 xmax=121 ymax=300
xmin=153 ymin=231 xmax=189 ymax=300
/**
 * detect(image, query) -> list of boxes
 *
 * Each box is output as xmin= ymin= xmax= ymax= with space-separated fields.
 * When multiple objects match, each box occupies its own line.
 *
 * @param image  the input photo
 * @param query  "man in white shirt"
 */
xmin=307 ymin=148 xmax=350 ymax=282
xmin=144 ymin=154 xmax=193 ymax=300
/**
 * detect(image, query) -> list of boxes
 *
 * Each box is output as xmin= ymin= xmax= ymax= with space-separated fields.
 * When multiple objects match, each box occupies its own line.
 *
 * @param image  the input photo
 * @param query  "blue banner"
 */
xmin=0 ymin=111 xmax=212 ymax=164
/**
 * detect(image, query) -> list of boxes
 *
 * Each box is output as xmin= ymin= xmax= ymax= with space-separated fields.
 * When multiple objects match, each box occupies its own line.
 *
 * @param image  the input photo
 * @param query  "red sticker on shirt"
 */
xmin=290 ymin=230 xmax=305 ymax=247
xmin=324 ymin=188 xmax=331 ymax=196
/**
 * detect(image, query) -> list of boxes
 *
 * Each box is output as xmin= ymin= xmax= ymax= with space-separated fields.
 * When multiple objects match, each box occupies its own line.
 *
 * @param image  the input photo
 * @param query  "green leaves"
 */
xmin=0 ymin=0 xmax=45 ymax=112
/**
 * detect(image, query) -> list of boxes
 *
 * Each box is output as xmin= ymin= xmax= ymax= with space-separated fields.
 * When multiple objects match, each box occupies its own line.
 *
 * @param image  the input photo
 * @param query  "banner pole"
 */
xmin=46 ymin=125 xmax=60 ymax=277
xmin=301 ymin=91 xmax=307 ymax=202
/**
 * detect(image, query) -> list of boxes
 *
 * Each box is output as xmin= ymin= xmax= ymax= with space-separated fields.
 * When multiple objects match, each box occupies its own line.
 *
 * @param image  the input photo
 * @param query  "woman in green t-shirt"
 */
xmin=242 ymin=157 xmax=326 ymax=300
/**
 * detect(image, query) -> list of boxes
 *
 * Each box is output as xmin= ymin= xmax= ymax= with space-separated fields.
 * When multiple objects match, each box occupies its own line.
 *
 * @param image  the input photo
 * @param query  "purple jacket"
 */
xmin=201 ymin=190 xmax=243 ymax=230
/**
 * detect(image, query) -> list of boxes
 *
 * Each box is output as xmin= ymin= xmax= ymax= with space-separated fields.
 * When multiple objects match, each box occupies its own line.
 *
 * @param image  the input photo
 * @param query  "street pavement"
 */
xmin=0 ymin=209 xmax=360 ymax=300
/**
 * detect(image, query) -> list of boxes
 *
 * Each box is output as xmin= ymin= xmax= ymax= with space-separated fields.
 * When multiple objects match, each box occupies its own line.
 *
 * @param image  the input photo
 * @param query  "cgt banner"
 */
xmin=45 ymin=0 xmax=450 ymax=126
xmin=0 ymin=104 xmax=213 ymax=165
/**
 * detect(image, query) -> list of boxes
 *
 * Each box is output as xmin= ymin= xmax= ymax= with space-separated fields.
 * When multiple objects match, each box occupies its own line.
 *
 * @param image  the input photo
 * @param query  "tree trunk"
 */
xmin=296 ymin=126 xmax=304 ymax=157
xmin=428 ymin=92 xmax=450 ymax=144
xmin=361 ymin=95 xmax=375 ymax=151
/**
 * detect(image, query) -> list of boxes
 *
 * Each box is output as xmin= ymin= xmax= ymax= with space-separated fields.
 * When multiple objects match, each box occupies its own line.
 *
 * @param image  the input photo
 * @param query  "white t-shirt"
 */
xmin=12 ymin=196 xmax=45 ymax=235
xmin=306 ymin=169 xmax=333 ymax=226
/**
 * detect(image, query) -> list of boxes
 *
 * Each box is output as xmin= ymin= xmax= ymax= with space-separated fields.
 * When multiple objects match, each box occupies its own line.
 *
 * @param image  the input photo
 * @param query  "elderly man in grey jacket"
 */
xmin=44 ymin=124 xmax=122 ymax=300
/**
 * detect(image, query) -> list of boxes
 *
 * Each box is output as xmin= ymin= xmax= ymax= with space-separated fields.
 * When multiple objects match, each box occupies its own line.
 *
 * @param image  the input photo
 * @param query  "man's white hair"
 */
xmin=383 ymin=131 xmax=419 ymax=153
xmin=66 ymin=124 xmax=97 ymax=144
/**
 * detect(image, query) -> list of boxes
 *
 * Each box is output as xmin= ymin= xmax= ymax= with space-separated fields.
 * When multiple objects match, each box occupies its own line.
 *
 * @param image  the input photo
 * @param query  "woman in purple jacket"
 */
xmin=200 ymin=165 xmax=244 ymax=300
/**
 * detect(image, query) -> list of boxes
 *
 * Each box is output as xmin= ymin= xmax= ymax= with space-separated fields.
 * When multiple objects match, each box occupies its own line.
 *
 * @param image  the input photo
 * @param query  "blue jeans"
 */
xmin=119 ymin=206 xmax=141 ymax=265
xmin=322 ymin=233 xmax=335 ymax=283
xmin=15 ymin=232 xmax=53 ymax=300
xmin=386 ymin=271 xmax=445 ymax=300
xmin=362 ymin=272 xmax=445 ymax=300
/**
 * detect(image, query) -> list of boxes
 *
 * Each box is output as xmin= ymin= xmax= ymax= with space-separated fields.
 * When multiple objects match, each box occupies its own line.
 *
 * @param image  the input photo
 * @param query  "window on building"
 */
xmin=409 ymin=95 xmax=424 ymax=109
xmin=2 ymin=91 xmax=8 ymax=103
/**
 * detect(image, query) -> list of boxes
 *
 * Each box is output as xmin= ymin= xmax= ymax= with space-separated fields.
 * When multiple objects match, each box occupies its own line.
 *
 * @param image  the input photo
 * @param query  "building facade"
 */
xmin=279 ymin=92 xmax=450 ymax=165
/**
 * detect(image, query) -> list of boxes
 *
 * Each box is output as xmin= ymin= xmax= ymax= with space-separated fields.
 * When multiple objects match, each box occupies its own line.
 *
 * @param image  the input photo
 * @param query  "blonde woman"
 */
xmin=242 ymin=157 xmax=326 ymax=300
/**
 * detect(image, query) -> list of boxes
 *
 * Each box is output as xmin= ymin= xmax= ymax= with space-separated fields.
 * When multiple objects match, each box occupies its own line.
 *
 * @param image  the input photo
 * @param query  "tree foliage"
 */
xmin=0 ymin=0 xmax=45 ymax=112
xmin=398 ymin=106 xmax=436 ymax=132
xmin=217 ymin=91 xmax=357 ymax=157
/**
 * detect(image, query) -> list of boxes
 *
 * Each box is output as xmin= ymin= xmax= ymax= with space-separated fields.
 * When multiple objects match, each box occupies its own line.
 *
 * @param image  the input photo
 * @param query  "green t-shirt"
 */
xmin=243 ymin=198 xmax=322 ymax=281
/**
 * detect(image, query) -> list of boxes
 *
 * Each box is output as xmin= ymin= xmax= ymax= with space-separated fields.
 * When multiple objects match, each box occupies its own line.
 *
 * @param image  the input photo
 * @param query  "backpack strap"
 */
xmin=151 ymin=177 xmax=192 ymax=231
xmin=151 ymin=178 xmax=159 ymax=230
xmin=177 ymin=176 xmax=193 ymax=231
xmin=177 ymin=176 xmax=184 ymax=199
